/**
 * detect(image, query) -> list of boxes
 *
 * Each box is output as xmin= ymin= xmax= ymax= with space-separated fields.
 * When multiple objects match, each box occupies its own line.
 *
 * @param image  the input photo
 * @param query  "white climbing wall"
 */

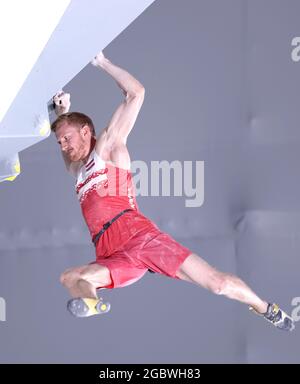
xmin=0 ymin=0 xmax=155 ymax=182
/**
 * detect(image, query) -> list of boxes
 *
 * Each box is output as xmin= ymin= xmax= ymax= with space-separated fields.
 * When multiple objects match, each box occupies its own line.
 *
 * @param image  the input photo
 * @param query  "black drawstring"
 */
xmin=92 ymin=208 xmax=155 ymax=274
xmin=92 ymin=209 xmax=132 ymax=246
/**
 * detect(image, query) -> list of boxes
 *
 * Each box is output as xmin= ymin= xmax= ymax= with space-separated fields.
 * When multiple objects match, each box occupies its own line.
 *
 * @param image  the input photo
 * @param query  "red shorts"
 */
xmin=94 ymin=225 xmax=192 ymax=289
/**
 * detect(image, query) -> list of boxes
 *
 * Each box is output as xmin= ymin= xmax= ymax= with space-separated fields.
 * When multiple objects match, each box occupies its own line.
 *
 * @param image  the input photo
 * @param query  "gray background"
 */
xmin=0 ymin=0 xmax=300 ymax=363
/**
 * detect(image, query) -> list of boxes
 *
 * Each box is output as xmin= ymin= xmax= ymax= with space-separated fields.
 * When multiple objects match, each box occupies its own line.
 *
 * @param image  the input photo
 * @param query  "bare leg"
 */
xmin=60 ymin=263 xmax=112 ymax=299
xmin=176 ymin=253 xmax=268 ymax=314
xmin=68 ymin=279 xmax=97 ymax=299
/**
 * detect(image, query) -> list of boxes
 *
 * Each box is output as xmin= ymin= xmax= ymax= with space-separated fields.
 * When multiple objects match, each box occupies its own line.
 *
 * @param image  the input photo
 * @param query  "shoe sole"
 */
xmin=67 ymin=298 xmax=111 ymax=318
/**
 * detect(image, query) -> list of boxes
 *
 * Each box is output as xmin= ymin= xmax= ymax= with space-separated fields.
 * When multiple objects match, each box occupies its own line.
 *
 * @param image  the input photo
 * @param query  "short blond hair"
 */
xmin=51 ymin=112 xmax=96 ymax=137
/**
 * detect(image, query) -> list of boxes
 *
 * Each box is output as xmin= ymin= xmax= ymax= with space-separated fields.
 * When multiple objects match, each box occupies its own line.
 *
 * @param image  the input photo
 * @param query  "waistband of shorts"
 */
xmin=92 ymin=208 xmax=133 ymax=246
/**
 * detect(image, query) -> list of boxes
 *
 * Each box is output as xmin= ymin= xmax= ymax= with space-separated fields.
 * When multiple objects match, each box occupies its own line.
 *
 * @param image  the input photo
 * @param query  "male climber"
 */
xmin=51 ymin=51 xmax=294 ymax=331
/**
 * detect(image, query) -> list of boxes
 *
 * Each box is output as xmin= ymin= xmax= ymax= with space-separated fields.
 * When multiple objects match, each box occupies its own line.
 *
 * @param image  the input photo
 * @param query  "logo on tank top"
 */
xmin=85 ymin=158 xmax=95 ymax=172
